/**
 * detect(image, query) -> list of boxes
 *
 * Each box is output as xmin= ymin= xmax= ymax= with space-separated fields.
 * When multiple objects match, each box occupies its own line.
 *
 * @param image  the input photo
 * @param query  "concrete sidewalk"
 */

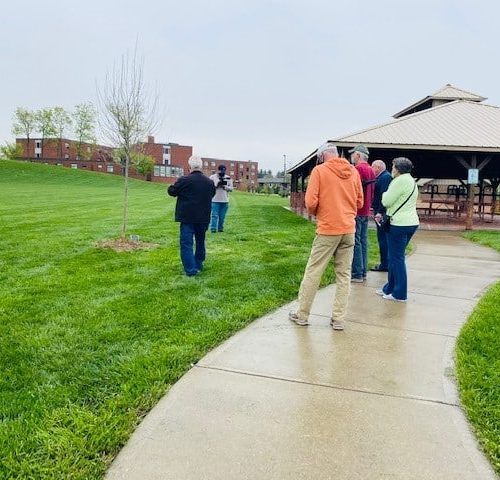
xmin=106 ymin=231 xmax=500 ymax=480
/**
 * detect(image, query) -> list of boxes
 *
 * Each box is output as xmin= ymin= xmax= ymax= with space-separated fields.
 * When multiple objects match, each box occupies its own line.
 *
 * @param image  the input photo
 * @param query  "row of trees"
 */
xmin=12 ymin=103 xmax=97 ymax=161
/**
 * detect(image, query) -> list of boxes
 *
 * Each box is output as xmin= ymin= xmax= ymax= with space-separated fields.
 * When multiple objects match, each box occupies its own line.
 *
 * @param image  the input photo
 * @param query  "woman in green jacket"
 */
xmin=377 ymin=157 xmax=419 ymax=302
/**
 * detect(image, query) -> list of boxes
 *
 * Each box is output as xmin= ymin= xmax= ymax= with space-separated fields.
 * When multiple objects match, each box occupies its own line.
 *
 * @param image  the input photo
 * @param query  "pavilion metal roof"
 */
xmin=332 ymin=100 xmax=500 ymax=153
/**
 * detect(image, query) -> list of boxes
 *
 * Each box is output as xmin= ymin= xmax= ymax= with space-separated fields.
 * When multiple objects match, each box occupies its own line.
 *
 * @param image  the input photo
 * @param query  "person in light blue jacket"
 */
xmin=376 ymin=157 xmax=419 ymax=302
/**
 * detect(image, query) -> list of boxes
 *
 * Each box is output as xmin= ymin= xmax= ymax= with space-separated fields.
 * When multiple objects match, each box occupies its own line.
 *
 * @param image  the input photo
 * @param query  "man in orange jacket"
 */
xmin=289 ymin=142 xmax=363 ymax=330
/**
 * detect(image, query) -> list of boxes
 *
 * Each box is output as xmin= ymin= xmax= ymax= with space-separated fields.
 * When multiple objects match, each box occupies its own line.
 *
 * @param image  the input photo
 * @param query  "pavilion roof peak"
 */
xmin=393 ymin=84 xmax=487 ymax=118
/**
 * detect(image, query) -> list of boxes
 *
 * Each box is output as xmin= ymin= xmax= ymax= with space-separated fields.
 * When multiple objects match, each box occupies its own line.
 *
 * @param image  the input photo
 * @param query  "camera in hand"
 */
xmin=217 ymin=172 xmax=227 ymax=188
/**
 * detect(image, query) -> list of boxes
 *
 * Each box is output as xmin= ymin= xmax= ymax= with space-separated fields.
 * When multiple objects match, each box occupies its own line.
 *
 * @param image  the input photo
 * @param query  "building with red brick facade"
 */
xmin=202 ymin=157 xmax=258 ymax=191
xmin=15 ymin=136 xmax=258 ymax=188
xmin=15 ymin=136 xmax=192 ymax=182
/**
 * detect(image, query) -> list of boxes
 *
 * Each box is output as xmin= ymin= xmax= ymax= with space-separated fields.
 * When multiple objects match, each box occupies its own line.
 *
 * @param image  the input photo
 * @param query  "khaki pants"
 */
xmin=297 ymin=233 xmax=355 ymax=323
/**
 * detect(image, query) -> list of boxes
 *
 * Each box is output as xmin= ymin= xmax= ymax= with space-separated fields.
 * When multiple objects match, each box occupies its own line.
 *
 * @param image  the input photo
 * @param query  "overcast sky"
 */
xmin=2 ymin=0 xmax=499 ymax=173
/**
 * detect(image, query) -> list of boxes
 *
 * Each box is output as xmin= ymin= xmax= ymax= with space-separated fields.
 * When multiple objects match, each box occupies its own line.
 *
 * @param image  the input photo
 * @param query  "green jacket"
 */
xmin=382 ymin=173 xmax=419 ymax=226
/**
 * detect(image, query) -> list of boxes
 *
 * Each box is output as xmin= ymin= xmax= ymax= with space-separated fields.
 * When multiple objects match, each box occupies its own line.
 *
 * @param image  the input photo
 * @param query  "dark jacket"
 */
xmin=167 ymin=171 xmax=216 ymax=224
xmin=372 ymin=170 xmax=392 ymax=215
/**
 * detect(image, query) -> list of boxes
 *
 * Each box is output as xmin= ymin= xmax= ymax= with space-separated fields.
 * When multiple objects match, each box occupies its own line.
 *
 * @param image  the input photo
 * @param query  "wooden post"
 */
xmin=465 ymin=155 xmax=477 ymax=230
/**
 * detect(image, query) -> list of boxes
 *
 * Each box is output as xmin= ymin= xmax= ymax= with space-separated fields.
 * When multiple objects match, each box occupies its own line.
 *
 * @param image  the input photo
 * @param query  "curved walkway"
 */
xmin=107 ymin=231 xmax=500 ymax=480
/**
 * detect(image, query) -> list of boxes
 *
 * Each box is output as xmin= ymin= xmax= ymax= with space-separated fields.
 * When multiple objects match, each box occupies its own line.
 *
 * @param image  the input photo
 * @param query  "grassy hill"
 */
xmin=0 ymin=160 xmax=330 ymax=478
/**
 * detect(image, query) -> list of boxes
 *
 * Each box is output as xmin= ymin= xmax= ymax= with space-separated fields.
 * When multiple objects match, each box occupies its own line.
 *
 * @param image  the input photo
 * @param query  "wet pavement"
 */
xmin=106 ymin=231 xmax=500 ymax=480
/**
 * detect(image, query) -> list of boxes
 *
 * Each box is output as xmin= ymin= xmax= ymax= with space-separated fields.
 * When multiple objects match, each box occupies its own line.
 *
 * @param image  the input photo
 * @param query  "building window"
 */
xmin=204 ymin=161 xmax=208 ymax=167
xmin=35 ymin=141 xmax=41 ymax=149
xmin=71 ymin=164 xmax=78 ymax=169
xmin=251 ymin=165 xmax=255 ymax=170
xmin=230 ymin=163 xmax=234 ymax=167
xmin=107 ymin=165 xmax=114 ymax=173
xmin=65 ymin=143 xmax=69 ymax=149
xmin=153 ymin=165 xmax=184 ymax=177
xmin=230 ymin=171 xmax=234 ymax=176
xmin=98 ymin=165 xmax=103 ymax=169
xmin=64 ymin=154 xmax=69 ymax=159
xmin=163 ymin=146 xmax=170 ymax=154
xmin=35 ymin=153 xmax=40 ymax=159
xmin=211 ymin=162 xmax=216 ymax=167
xmin=246 ymin=175 xmax=249 ymax=180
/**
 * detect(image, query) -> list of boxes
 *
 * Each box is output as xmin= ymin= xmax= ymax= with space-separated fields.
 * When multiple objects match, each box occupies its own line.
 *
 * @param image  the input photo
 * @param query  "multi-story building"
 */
xmin=15 ymin=136 xmax=192 ymax=182
xmin=201 ymin=157 xmax=258 ymax=191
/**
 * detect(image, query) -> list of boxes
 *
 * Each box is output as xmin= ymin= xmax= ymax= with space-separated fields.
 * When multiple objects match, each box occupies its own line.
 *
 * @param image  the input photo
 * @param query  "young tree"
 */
xmin=52 ymin=106 xmax=72 ymax=160
xmin=0 ymin=142 xmax=23 ymax=159
xmin=35 ymin=108 xmax=57 ymax=157
xmin=132 ymin=152 xmax=155 ymax=178
xmin=97 ymin=48 xmax=159 ymax=238
xmin=73 ymin=102 xmax=96 ymax=161
xmin=12 ymin=108 xmax=36 ymax=158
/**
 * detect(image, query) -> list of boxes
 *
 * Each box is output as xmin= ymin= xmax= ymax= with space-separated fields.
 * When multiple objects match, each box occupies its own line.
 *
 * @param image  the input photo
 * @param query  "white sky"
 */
xmin=1 ymin=0 xmax=499 ymax=173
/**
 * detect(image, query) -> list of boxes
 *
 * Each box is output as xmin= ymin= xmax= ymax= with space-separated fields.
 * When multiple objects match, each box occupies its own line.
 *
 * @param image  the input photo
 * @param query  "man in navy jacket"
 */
xmin=167 ymin=156 xmax=216 ymax=276
xmin=371 ymin=160 xmax=392 ymax=272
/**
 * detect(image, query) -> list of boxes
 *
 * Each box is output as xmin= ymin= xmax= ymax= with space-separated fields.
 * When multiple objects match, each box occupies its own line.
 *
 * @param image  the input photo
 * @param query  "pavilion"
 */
xmin=288 ymin=85 xmax=500 ymax=228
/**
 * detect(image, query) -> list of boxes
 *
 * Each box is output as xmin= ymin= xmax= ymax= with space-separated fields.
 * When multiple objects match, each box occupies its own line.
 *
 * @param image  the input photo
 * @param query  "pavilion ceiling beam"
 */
xmin=477 ymin=156 xmax=491 ymax=171
xmin=455 ymin=155 xmax=470 ymax=170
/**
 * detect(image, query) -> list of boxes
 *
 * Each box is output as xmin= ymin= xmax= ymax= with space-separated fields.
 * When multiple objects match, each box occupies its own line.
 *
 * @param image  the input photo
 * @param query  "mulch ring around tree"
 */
xmin=95 ymin=237 xmax=160 ymax=252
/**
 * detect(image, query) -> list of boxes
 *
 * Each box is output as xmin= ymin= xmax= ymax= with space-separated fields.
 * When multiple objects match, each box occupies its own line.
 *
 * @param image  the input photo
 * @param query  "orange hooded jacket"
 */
xmin=305 ymin=156 xmax=364 ymax=235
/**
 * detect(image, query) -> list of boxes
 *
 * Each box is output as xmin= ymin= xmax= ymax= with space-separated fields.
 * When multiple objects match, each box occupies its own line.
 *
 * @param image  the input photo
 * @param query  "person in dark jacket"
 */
xmin=167 ymin=155 xmax=216 ymax=276
xmin=370 ymin=160 xmax=392 ymax=272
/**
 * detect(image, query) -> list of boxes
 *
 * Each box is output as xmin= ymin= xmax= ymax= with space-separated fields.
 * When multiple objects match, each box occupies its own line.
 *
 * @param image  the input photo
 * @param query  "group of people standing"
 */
xmin=167 ymin=145 xmax=419 ymax=330
xmin=290 ymin=143 xmax=419 ymax=330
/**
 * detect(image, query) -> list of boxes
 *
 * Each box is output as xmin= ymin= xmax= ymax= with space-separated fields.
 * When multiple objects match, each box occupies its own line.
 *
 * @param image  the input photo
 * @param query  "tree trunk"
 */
xmin=121 ymin=154 xmax=130 ymax=239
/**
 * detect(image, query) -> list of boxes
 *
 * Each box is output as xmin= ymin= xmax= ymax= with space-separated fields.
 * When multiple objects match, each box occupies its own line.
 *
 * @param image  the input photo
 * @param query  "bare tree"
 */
xmin=97 ymin=49 xmax=159 ymax=238
xmin=12 ymin=108 xmax=36 ymax=159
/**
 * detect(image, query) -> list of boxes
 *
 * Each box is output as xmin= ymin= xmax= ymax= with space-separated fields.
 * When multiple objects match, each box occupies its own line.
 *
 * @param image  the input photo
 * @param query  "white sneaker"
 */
xmin=375 ymin=289 xmax=385 ymax=296
xmin=288 ymin=312 xmax=309 ymax=326
xmin=330 ymin=318 xmax=345 ymax=331
xmin=382 ymin=293 xmax=407 ymax=303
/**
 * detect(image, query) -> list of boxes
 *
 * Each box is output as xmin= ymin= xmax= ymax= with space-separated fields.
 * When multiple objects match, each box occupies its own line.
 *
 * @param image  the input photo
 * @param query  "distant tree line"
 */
xmin=9 ymin=103 xmax=97 ymax=161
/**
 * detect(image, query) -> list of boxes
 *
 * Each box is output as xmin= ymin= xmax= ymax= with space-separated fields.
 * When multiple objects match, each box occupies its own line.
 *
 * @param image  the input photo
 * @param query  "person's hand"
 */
xmin=374 ymin=213 xmax=382 ymax=222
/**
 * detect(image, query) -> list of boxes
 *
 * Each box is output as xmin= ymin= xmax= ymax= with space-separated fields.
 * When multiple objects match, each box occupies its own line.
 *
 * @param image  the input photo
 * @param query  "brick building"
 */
xmin=15 ymin=135 xmax=192 ymax=182
xmin=15 ymin=136 xmax=258 ymax=188
xmin=201 ymin=157 xmax=258 ymax=191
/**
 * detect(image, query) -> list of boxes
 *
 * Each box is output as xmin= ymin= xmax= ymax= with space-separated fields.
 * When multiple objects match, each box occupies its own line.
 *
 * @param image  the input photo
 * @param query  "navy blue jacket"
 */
xmin=372 ymin=170 xmax=392 ymax=215
xmin=167 ymin=171 xmax=216 ymax=224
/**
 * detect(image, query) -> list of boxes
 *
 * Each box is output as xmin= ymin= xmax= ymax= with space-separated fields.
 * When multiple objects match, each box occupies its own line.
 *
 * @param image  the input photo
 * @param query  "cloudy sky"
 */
xmin=1 ymin=0 xmax=499 ymax=173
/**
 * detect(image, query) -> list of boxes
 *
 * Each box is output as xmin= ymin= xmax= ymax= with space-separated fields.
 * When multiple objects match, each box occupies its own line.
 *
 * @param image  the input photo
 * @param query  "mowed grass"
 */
xmin=457 ymin=231 xmax=500 ymax=475
xmin=0 ymin=160 xmax=380 ymax=479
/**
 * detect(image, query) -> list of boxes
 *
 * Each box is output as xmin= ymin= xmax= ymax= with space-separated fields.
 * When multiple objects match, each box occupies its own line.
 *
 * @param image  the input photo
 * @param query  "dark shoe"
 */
xmin=370 ymin=264 xmax=388 ymax=272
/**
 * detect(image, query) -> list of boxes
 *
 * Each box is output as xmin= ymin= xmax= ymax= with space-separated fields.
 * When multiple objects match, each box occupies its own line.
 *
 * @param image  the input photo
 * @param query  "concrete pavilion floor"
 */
xmin=106 ymin=231 xmax=500 ymax=480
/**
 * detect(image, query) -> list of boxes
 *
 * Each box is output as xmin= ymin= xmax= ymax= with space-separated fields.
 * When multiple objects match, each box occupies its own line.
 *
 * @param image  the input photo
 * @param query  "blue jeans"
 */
xmin=383 ymin=225 xmax=418 ymax=300
xmin=352 ymin=216 xmax=369 ymax=279
xmin=376 ymin=223 xmax=389 ymax=270
xmin=180 ymin=223 xmax=208 ymax=276
xmin=210 ymin=202 xmax=229 ymax=232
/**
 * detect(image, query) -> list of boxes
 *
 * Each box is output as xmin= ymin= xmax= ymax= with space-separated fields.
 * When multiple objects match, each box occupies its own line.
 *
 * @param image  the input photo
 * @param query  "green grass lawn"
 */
xmin=0 ymin=159 xmax=380 ymax=479
xmin=457 ymin=231 xmax=500 ymax=475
